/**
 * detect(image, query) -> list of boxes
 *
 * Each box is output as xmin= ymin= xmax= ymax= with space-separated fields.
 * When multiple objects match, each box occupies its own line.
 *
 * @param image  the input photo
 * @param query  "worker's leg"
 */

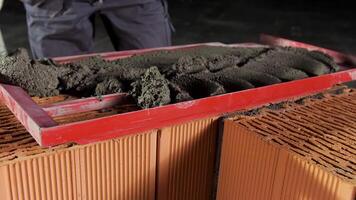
xmin=23 ymin=1 xmax=97 ymax=58
xmin=99 ymin=0 xmax=173 ymax=51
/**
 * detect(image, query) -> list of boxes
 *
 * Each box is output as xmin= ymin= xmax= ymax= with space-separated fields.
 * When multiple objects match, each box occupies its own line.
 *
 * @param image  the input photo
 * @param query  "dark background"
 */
xmin=0 ymin=0 xmax=355 ymax=55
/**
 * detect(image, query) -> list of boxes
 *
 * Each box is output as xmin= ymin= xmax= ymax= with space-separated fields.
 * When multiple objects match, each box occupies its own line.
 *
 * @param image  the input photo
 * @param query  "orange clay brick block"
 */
xmin=0 ymin=132 xmax=158 ymax=200
xmin=157 ymin=117 xmax=218 ymax=200
xmin=0 ymin=97 xmax=219 ymax=200
xmin=0 ymin=99 xmax=157 ymax=200
xmin=217 ymin=90 xmax=356 ymax=200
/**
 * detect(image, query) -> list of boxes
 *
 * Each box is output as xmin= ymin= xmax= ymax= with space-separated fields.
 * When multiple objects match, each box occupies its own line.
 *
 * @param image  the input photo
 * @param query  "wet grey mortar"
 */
xmin=0 ymin=46 xmax=340 ymax=108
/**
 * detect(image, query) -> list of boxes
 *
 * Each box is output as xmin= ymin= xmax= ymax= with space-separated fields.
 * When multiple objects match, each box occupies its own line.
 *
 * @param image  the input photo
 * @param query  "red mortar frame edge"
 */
xmin=0 ymin=34 xmax=355 ymax=147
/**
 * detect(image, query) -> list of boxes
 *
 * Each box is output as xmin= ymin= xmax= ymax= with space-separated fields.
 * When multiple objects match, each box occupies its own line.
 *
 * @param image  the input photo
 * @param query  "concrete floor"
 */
xmin=0 ymin=1 xmax=355 ymax=56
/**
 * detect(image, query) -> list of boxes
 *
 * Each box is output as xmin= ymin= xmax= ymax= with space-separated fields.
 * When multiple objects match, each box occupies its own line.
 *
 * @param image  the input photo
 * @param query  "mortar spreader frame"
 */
xmin=1 ymin=35 xmax=355 ymax=147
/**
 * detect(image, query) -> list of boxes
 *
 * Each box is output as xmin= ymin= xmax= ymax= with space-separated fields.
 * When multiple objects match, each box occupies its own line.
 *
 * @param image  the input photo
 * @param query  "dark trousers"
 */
xmin=23 ymin=0 xmax=173 ymax=58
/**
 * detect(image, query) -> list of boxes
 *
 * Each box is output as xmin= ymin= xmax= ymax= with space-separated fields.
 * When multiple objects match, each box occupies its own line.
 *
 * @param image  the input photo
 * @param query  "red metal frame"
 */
xmin=0 ymin=84 xmax=57 ymax=144
xmin=260 ymin=34 xmax=356 ymax=65
xmin=42 ymin=93 xmax=131 ymax=117
xmin=1 ymin=36 xmax=355 ymax=146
